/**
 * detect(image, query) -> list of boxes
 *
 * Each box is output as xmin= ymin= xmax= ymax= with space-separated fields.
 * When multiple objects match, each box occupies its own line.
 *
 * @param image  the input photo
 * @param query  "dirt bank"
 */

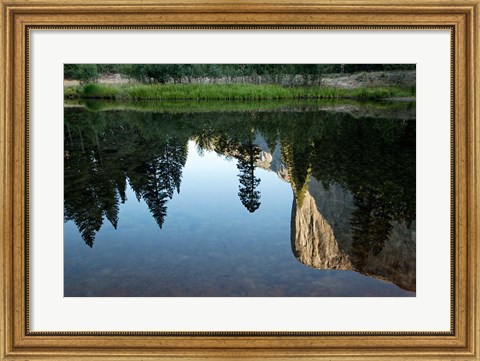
xmin=321 ymin=71 xmax=415 ymax=89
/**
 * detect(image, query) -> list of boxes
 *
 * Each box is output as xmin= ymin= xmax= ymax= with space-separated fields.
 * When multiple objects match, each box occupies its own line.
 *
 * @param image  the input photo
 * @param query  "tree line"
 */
xmin=64 ymin=64 xmax=415 ymax=84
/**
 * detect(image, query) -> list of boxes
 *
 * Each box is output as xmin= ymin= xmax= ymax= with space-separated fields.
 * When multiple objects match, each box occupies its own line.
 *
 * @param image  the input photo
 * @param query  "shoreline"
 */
xmin=65 ymin=83 xmax=415 ymax=102
xmin=64 ymin=98 xmax=416 ymax=120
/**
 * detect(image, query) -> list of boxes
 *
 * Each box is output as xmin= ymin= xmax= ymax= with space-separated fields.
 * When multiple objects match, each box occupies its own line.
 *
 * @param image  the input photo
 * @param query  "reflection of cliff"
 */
xmin=254 ymin=141 xmax=416 ymax=292
xmin=359 ymin=220 xmax=416 ymax=292
xmin=291 ymin=177 xmax=416 ymax=292
xmin=291 ymin=191 xmax=352 ymax=270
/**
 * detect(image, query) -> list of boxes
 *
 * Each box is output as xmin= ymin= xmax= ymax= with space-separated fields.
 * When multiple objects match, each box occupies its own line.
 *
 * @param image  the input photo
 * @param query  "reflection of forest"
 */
xmin=64 ymin=107 xmax=415 ymax=289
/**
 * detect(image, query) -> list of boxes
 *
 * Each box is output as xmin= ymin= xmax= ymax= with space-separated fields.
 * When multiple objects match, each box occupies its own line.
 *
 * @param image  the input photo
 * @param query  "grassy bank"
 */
xmin=64 ymin=83 xmax=415 ymax=101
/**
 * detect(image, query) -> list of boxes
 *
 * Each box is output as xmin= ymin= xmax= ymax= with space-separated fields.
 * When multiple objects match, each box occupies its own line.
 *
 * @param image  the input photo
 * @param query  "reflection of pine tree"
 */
xmin=236 ymin=141 xmax=261 ymax=213
xmin=64 ymin=121 xmax=123 ymax=247
xmin=64 ymin=157 xmax=104 ymax=247
xmin=74 ymin=207 xmax=103 ymax=248
xmin=281 ymin=138 xmax=314 ymax=208
xmin=64 ymin=107 xmax=190 ymax=247
xmin=102 ymin=188 xmax=120 ymax=230
xmin=256 ymin=117 xmax=279 ymax=155
xmin=193 ymin=122 xmax=215 ymax=156
xmin=128 ymin=139 xmax=188 ymax=228
xmin=351 ymin=188 xmax=394 ymax=269
xmin=309 ymin=116 xmax=416 ymax=227
xmin=131 ymin=161 xmax=169 ymax=228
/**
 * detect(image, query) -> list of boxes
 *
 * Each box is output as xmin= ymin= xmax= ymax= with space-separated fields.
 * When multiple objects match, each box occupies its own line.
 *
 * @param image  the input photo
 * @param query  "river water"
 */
xmin=64 ymin=100 xmax=416 ymax=297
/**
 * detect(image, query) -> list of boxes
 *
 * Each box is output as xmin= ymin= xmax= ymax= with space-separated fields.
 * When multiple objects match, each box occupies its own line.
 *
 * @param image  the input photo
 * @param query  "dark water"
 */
xmin=64 ymin=101 xmax=416 ymax=297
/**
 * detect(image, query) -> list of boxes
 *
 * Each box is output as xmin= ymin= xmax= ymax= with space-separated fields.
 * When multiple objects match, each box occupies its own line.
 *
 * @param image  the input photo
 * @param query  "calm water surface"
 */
xmin=64 ymin=101 xmax=416 ymax=297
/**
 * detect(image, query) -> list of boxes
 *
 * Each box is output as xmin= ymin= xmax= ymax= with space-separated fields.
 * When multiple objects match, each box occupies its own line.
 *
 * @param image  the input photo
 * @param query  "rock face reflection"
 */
xmin=289 ymin=178 xmax=416 ymax=292
xmin=291 ymin=190 xmax=352 ymax=270
xmin=257 ymin=146 xmax=416 ymax=292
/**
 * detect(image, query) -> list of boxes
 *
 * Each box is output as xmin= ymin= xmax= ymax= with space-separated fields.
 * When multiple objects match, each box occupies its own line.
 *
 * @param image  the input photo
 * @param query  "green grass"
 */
xmin=65 ymin=83 xmax=415 ymax=101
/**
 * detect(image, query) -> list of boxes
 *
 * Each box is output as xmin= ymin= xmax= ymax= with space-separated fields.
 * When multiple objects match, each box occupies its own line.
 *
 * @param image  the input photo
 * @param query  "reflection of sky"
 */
xmin=64 ymin=140 xmax=415 ymax=297
xmin=165 ymin=141 xmax=292 ymax=240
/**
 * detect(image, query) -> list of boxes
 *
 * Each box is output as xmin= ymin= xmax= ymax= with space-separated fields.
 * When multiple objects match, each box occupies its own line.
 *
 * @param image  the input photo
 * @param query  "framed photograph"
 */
xmin=1 ymin=0 xmax=478 ymax=359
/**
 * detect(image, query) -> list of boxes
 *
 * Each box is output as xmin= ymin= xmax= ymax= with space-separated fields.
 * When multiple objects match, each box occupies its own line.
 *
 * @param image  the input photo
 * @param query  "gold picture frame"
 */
xmin=1 ymin=0 xmax=478 ymax=359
